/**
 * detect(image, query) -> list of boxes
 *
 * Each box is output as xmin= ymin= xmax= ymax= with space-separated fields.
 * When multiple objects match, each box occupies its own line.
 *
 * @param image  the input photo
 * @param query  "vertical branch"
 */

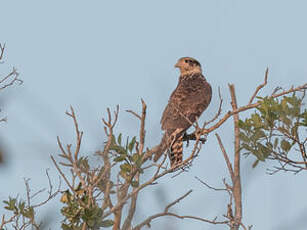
xmin=113 ymin=184 xmax=129 ymax=230
xmin=138 ymin=99 xmax=146 ymax=154
xmin=0 ymin=43 xmax=5 ymax=61
xmin=228 ymin=84 xmax=242 ymax=230
xmin=122 ymin=100 xmax=147 ymax=230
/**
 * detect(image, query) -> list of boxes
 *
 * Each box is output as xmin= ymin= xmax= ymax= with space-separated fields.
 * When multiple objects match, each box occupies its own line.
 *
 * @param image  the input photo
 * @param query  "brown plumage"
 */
xmin=154 ymin=57 xmax=212 ymax=168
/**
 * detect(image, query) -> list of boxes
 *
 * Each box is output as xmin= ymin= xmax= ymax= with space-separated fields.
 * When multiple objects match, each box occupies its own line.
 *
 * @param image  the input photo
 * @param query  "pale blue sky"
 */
xmin=0 ymin=1 xmax=306 ymax=229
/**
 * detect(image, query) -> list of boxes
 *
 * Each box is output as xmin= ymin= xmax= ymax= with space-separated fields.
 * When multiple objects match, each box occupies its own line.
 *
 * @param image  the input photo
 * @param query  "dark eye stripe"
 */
xmin=184 ymin=59 xmax=201 ymax=66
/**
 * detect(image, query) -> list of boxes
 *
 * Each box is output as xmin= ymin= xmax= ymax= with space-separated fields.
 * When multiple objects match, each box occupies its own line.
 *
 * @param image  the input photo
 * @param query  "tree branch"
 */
xmin=249 ymin=68 xmax=268 ymax=104
xmin=215 ymin=133 xmax=234 ymax=181
xmin=184 ymin=83 xmax=307 ymax=142
xmin=228 ymin=84 xmax=242 ymax=230
xmin=133 ymin=190 xmax=228 ymax=230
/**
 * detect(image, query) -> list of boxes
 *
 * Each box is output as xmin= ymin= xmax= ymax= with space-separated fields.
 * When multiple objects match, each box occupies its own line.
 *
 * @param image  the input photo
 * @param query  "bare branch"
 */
xmin=0 ymin=67 xmax=23 ymax=91
xmin=0 ymin=43 xmax=5 ymax=61
xmin=165 ymin=189 xmax=192 ymax=212
xmin=249 ymin=68 xmax=268 ymax=104
xmin=195 ymin=176 xmax=228 ymax=192
xmin=133 ymin=190 xmax=228 ymax=230
xmin=126 ymin=110 xmax=141 ymax=120
xmin=215 ymin=133 xmax=234 ymax=181
xmin=228 ymin=84 xmax=242 ymax=230
xmin=204 ymin=86 xmax=223 ymax=127
xmin=51 ymin=155 xmax=75 ymax=194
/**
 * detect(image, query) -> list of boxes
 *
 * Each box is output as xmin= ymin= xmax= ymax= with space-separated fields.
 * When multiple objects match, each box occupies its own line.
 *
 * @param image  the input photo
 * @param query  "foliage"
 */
xmin=1 ymin=173 xmax=59 ymax=230
xmin=239 ymin=92 xmax=307 ymax=171
xmin=1 ymin=197 xmax=36 ymax=230
xmin=58 ymin=132 xmax=144 ymax=229
xmin=110 ymin=134 xmax=144 ymax=185
xmin=60 ymin=186 xmax=113 ymax=230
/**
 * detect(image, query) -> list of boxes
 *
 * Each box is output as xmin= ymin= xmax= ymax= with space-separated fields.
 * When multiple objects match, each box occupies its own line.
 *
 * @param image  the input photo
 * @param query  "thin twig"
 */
xmin=133 ymin=190 xmax=228 ymax=230
xmin=249 ymin=68 xmax=268 ymax=104
xmin=215 ymin=133 xmax=234 ymax=181
xmin=203 ymin=86 xmax=223 ymax=127
xmin=0 ymin=43 xmax=5 ymax=60
xmin=195 ymin=176 xmax=228 ymax=191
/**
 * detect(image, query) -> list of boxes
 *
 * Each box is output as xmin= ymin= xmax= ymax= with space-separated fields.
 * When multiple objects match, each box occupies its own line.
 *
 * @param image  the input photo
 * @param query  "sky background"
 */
xmin=0 ymin=0 xmax=307 ymax=229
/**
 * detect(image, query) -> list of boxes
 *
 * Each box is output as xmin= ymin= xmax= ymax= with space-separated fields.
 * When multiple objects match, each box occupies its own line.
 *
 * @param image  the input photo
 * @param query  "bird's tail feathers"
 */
xmin=154 ymin=129 xmax=185 ymax=168
xmin=169 ymin=134 xmax=183 ymax=168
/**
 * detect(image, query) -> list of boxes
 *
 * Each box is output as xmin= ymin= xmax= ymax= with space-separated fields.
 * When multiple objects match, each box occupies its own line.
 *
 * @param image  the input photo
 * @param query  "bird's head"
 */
xmin=174 ymin=57 xmax=202 ymax=75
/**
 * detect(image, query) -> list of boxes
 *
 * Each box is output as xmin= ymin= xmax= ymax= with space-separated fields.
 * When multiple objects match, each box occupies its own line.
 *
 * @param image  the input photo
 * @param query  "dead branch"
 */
xmin=215 ymin=134 xmax=234 ymax=181
xmin=195 ymin=176 xmax=228 ymax=191
xmin=51 ymin=155 xmax=75 ymax=194
xmin=0 ymin=67 xmax=22 ymax=90
xmin=0 ymin=43 xmax=5 ymax=61
xmin=249 ymin=68 xmax=268 ymax=104
xmin=203 ymin=86 xmax=223 ymax=127
xmin=133 ymin=190 xmax=228 ymax=230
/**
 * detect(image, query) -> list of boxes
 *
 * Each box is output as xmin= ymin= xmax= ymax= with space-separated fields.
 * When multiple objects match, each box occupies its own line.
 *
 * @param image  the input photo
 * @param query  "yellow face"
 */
xmin=174 ymin=57 xmax=202 ymax=75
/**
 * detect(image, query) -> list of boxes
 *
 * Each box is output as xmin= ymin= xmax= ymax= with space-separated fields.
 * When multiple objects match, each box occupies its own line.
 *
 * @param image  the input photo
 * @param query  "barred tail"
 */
xmin=154 ymin=128 xmax=184 ymax=168
xmin=169 ymin=134 xmax=183 ymax=168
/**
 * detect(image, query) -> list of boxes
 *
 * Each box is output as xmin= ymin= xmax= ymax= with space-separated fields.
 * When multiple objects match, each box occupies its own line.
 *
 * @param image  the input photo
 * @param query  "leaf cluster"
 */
xmin=110 ymin=134 xmax=144 ymax=187
xmin=239 ymin=93 xmax=307 ymax=168
xmin=1 ymin=197 xmax=37 ymax=230
xmin=60 ymin=185 xmax=113 ymax=230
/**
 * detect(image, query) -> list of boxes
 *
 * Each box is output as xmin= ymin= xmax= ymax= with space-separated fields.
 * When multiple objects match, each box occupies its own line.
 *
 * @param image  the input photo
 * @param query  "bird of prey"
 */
xmin=154 ymin=57 xmax=212 ymax=168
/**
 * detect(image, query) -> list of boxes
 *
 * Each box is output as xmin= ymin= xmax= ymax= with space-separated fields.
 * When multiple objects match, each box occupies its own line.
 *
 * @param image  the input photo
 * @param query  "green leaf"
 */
xmin=110 ymin=145 xmax=127 ymax=155
xmin=238 ymin=120 xmax=247 ymax=129
xmin=281 ymin=140 xmax=291 ymax=152
xmin=241 ymin=143 xmax=255 ymax=153
xmin=117 ymin=133 xmax=122 ymax=145
xmin=256 ymin=143 xmax=270 ymax=161
xmin=291 ymin=125 xmax=298 ymax=137
xmin=19 ymin=201 xmax=25 ymax=213
xmin=101 ymin=219 xmax=114 ymax=228
xmin=119 ymin=170 xmax=129 ymax=180
xmin=128 ymin=136 xmax=136 ymax=152
xmin=135 ymin=158 xmax=143 ymax=169
xmin=61 ymin=223 xmax=72 ymax=230
xmin=251 ymin=113 xmax=262 ymax=128
xmin=239 ymin=132 xmax=250 ymax=142
xmin=114 ymin=156 xmax=126 ymax=162
xmin=120 ymin=163 xmax=131 ymax=173
xmin=3 ymin=198 xmax=17 ymax=212
xmin=111 ymin=135 xmax=116 ymax=144
xmin=23 ymin=206 xmax=34 ymax=219
xmin=131 ymin=153 xmax=139 ymax=162
xmin=251 ymin=130 xmax=266 ymax=142
xmin=131 ymin=180 xmax=139 ymax=187
xmin=252 ymin=160 xmax=259 ymax=168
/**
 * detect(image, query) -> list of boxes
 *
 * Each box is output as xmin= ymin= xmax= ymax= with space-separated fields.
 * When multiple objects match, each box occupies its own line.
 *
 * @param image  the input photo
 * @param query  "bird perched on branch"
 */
xmin=154 ymin=57 xmax=212 ymax=168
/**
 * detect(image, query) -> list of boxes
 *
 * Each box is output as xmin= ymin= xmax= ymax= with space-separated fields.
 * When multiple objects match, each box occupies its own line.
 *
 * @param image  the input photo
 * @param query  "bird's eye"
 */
xmin=184 ymin=60 xmax=189 ymax=63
